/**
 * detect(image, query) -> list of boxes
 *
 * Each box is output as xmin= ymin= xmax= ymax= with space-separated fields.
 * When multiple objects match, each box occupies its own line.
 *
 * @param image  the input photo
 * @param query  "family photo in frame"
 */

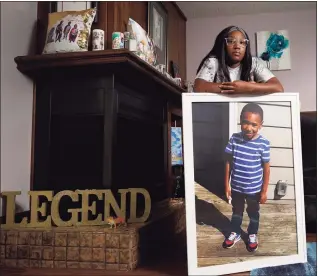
xmin=182 ymin=93 xmax=307 ymax=276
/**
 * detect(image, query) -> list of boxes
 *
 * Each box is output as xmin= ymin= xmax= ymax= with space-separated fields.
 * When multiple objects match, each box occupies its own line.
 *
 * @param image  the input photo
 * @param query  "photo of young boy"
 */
xmin=183 ymin=94 xmax=306 ymax=275
xmin=223 ymin=103 xmax=270 ymax=252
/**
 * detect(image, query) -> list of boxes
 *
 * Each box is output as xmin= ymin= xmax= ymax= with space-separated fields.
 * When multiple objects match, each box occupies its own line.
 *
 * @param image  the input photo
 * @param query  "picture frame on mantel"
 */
xmin=148 ymin=2 xmax=168 ymax=68
xmin=48 ymin=1 xmax=99 ymax=23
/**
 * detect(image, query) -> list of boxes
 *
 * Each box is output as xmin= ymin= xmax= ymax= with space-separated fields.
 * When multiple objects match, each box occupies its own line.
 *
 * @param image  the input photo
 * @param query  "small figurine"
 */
xmin=106 ymin=216 xmax=127 ymax=228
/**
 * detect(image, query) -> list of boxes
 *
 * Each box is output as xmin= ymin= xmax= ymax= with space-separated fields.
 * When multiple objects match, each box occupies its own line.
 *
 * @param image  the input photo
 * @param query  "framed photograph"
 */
xmin=148 ymin=2 xmax=168 ymax=67
xmin=182 ymin=93 xmax=307 ymax=276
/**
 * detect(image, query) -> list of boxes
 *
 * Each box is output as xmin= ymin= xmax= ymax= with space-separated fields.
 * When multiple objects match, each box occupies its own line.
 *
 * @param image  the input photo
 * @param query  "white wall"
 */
xmin=0 ymin=2 xmax=37 ymax=215
xmin=236 ymin=102 xmax=295 ymax=201
xmin=187 ymin=10 xmax=316 ymax=111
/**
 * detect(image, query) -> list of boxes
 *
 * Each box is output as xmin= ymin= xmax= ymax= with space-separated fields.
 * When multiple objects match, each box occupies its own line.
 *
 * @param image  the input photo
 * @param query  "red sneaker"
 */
xmin=223 ymin=232 xmax=241 ymax=249
xmin=247 ymin=234 xmax=258 ymax=252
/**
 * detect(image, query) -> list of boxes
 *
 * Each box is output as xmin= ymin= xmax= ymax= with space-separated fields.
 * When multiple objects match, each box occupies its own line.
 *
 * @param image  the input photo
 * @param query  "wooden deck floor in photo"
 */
xmin=195 ymin=182 xmax=298 ymax=268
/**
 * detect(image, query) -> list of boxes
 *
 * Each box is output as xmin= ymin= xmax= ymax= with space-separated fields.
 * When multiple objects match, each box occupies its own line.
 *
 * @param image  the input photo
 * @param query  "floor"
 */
xmin=195 ymin=182 xmax=298 ymax=267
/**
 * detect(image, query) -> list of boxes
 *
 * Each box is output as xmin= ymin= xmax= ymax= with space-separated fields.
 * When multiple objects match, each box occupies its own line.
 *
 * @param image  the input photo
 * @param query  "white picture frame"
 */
xmin=182 ymin=93 xmax=307 ymax=276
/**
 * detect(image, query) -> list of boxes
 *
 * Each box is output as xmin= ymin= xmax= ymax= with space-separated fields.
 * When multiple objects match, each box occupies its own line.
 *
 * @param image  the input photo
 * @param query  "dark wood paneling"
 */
xmin=49 ymin=114 xmax=105 ymax=191
xmin=129 ymin=1 xmax=148 ymax=31
xmin=106 ymin=2 xmax=147 ymax=49
xmin=171 ymin=2 xmax=187 ymax=21
xmin=116 ymin=83 xmax=163 ymax=123
xmin=93 ymin=1 xmax=108 ymax=45
xmin=164 ymin=2 xmax=179 ymax=77
xmin=178 ymin=19 xmax=187 ymax=81
xmin=32 ymin=79 xmax=52 ymax=190
xmin=36 ymin=2 xmax=50 ymax=54
xmin=51 ymin=87 xmax=105 ymax=115
xmin=163 ymin=2 xmax=187 ymax=81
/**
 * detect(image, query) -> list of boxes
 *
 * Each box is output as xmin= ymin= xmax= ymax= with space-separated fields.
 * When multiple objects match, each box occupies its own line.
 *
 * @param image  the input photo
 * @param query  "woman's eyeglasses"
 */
xmin=225 ymin=38 xmax=249 ymax=47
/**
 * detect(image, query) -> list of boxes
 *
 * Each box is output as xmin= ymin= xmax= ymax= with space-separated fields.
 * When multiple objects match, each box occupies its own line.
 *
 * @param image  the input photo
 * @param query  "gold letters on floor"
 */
xmin=0 ymin=188 xmax=151 ymax=229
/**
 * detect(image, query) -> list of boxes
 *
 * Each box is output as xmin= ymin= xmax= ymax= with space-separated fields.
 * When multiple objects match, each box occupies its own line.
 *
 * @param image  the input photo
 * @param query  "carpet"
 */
xmin=250 ymin=243 xmax=317 ymax=276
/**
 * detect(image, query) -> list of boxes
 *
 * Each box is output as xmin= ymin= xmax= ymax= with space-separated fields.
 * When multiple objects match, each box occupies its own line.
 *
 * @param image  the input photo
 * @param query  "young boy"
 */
xmin=223 ymin=103 xmax=270 ymax=252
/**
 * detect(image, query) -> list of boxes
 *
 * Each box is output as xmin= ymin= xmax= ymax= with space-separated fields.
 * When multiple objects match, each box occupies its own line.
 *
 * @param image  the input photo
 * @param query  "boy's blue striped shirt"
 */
xmin=225 ymin=132 xmax=270 ymax=194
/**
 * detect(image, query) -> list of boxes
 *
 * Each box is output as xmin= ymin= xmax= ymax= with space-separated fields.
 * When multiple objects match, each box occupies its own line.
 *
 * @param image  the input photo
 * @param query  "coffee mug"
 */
xmin=92 ymin=29 xmax=104 ymax=51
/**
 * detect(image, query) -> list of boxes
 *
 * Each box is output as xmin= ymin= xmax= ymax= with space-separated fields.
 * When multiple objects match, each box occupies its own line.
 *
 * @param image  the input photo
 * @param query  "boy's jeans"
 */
xmin=230 ymin=191 xmax=260 ymax=235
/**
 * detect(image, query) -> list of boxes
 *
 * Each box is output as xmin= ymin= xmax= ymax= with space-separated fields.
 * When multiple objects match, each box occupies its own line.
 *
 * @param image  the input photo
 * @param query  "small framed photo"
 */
xmin=182 ymin=93 xmax=307 ymax=276
xmin=148 ymin=2 xmax=168 ymax=67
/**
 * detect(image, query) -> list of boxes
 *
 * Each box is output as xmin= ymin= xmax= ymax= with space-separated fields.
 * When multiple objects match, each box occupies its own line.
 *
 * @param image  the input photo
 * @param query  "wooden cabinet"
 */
xmin=36 ymin=1 xmax=187 ymax=81
xmin=14 ymin=50 xmax=185 ymax=214
xmin=33 ymin=1 xmax=187 ymax=203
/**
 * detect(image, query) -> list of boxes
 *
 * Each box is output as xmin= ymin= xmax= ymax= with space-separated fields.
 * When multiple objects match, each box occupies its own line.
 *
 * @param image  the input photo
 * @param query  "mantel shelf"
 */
xmin=14 ymin=49 xmax=186 ymax=96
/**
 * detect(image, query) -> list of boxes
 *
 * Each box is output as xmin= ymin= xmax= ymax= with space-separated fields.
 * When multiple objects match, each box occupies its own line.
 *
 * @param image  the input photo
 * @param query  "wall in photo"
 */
xmin=236 ymin=102 xmax=295 ymax=201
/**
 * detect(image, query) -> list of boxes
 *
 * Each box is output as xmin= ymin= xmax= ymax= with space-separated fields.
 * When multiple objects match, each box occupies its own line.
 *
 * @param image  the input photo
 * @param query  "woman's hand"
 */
xmin=219 ymin=77 xmax=284 ymax=94
xmin=219 ymin=80 xmax=253 ymax=94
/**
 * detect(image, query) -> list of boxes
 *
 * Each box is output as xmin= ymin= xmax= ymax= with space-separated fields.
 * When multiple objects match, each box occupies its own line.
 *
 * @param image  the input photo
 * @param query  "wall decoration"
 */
xmin=171 ymin=127 xmax=183 ymax=165
xmin=256 ymin=30 xmax=291 ymax=70
xmin=182 ymin=93 xmax=306 ymax=276
xmin=148 ymin=2 xmax=168 ymax=67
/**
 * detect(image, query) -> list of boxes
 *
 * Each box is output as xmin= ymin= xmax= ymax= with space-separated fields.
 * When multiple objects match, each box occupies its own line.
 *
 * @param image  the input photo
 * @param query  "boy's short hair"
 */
xmin=240 ymin=103 xmax=264 ymax=121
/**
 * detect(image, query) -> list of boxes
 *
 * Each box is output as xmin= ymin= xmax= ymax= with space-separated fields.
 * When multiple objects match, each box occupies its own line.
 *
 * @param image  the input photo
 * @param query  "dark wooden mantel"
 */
xmin=14 ymin=49 xmax=184 ymax=211
xmin=14 ymin=49 xmax=185 ymax=101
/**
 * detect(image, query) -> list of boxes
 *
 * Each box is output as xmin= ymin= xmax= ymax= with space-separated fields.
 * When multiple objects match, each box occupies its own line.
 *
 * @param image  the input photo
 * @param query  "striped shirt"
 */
xmin=225 ymin=132 xmax=270 ymax=194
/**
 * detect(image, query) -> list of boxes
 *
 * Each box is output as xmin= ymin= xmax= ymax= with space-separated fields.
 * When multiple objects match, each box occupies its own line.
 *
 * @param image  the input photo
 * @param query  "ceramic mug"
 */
xmin=112 ymin=32 xmax=124 ymax=49
xmin=92 ymin=29 xmax=104 ymax=51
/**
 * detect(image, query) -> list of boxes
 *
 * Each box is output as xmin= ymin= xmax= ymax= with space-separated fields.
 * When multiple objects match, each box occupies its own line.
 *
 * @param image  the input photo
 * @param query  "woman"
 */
xmin=194 ymin=26 xmax=284 ymax=94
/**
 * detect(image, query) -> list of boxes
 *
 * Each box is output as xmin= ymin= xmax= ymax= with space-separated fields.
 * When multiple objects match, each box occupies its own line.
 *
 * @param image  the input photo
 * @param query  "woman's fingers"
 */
xmin=221 ymin=90 xmax=235 ymax=93
xmin=219 ymin=84 xmax=234 ymax=90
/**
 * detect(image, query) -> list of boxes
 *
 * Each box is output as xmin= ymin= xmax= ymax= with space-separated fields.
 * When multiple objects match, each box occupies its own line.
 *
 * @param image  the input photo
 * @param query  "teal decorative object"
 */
xmin=256 ymin=30 xmax=291 ymax=70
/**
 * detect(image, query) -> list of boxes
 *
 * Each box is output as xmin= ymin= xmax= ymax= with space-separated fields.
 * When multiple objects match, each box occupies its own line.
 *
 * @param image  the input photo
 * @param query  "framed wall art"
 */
xmin=148 ymin=2 xmax=168 ymax=67
xmin=256 ymin=30 xmax=291 ymax=71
